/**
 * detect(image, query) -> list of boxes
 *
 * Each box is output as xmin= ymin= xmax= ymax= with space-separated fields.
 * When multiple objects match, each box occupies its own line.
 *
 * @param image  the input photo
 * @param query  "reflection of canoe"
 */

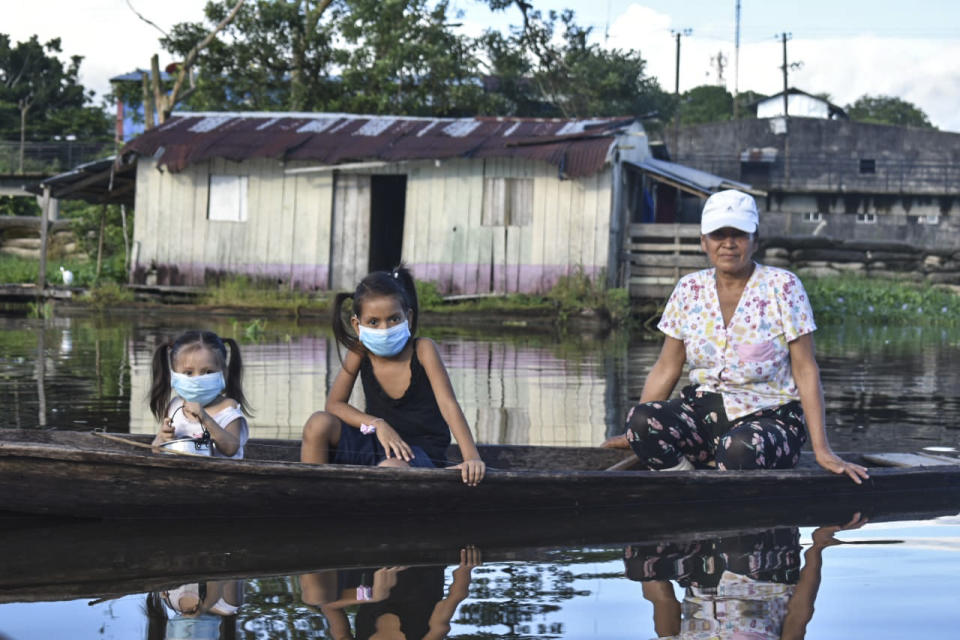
xmin=2 ymin=487 xmax=960 ymax=604
xmin=1 ymin=429 xmax=959 ymax=519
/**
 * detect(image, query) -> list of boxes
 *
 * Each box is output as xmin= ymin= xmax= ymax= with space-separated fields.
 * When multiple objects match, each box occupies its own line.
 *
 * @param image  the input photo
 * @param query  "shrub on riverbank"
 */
xmin=416 ymin=268 xmax=631 ymax=327
xmin=806 ymin=275 xmax=960 ymax=325
xmin=201 ymin=276 xmax=329 ymax=311
xmin=0 ymin=254 xmax=126 ymax=287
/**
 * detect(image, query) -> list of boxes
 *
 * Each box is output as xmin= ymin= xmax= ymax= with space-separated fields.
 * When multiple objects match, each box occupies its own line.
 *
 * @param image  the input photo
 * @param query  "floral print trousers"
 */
xmin=624 ymin=385 xmax=807 ymax=470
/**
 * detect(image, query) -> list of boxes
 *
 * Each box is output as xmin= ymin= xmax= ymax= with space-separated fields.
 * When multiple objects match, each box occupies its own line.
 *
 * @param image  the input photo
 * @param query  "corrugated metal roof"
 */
xmin=26 ymin=156 xmax=136 ymax=206
xmin=630 ymin=157 xmax=760 ymax=196
xmin=120 ymin=112 xmax=638 ymax=178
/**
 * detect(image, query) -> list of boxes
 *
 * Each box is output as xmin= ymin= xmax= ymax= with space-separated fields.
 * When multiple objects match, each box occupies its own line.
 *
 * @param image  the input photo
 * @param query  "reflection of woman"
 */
xmin=630 ymin=514 xmax=866 ymax=639
xmin=145 ymin=580 xmax=244 ymax=640
xmin=300 ymin=548 xmax=480 ymax=640
xmin=605 ymin=190 xmax=868 ymax=483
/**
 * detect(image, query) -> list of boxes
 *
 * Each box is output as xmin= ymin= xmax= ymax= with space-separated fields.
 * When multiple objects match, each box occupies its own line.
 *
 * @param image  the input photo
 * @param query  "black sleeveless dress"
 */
xmin=359 ymin=338 xmax=451 ymax=465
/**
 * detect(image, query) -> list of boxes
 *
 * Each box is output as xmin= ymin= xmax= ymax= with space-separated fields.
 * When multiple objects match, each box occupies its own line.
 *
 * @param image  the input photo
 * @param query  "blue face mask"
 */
xmin=358 ymin=320 xmax=411 ymax=357
xmin=170 ymin=371 xmax=225 ymax=406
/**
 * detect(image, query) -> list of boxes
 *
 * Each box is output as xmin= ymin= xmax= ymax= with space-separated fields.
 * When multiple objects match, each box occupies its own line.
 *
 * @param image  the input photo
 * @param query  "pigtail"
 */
xmin=392 ymin=264 xmax=419 ymax=336
xmin=144 ymin=592 xmax=168 ymax=640
xmin=222 ymin=337 xmax=252 ymax=416
xmin=331 ymin=292 xmax=362 ymax=355
xmin=149 ymin=342 xmax=173 ymax=422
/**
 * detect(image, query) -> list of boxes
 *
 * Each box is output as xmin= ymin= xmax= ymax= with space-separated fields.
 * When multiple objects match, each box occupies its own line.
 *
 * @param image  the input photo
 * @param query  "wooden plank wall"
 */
xmin=132 ymin=158 xmax=333 ymax=289
xmin=626 ymin=223 xmax=705 ymax=299
xmin=329 ymin=174 xmax=371 ymax=291
xmin=402 ymin=158 xmax=613 ymax=294
xmin=132 ymin=156 xmax=614 ymax=294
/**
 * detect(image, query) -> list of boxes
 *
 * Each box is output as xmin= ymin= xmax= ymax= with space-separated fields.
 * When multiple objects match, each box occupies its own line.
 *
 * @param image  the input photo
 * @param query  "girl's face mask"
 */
xmin=358 ymin=319 xmax=411 ymax=357
xmin=170 ymin=371 xmax=225 ymax=406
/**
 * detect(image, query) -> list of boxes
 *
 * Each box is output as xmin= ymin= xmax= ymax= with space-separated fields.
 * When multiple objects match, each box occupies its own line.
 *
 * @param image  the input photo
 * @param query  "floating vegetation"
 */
xmin=806 ymin=275 xmax=960 ymax=326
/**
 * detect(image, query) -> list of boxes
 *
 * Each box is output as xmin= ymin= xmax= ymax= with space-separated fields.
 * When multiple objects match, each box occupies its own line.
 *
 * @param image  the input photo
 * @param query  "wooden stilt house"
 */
xmin=119 ymin=112 xmax=745 ymax=295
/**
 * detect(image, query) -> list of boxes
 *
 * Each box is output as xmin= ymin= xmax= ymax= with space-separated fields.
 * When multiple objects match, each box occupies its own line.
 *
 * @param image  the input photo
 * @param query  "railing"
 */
xmin=626 ymin=223 xmax=704 ymax=300
xmin=676 ymin=154 xmax=960 ymax=194
xmin=0 ymin=140 xmax=115 ymax=175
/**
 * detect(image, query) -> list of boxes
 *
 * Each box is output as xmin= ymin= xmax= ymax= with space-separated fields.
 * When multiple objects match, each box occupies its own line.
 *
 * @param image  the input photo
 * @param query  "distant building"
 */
xmin=675 ymin=116 xmax=960 ymax=248
xmin=752 ymin=88 xmax=848 ymax=121
xmin=114 ymin=111 xmax=743 ymax=295
xmin=109 ymin=69 xmax=173 ymax=143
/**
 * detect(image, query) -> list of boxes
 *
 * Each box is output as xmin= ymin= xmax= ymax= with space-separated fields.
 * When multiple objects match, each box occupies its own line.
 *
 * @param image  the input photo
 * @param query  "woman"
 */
xmin=628 ymin=514 xmax=868 ymax=639
xmin=605 ymin=190 xmax=868 ymax=483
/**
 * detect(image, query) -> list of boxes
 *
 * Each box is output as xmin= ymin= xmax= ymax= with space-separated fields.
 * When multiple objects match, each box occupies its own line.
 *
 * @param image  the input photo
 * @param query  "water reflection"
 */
xmin=147 ymin=580 xmax=245 ymax=639
xmin=1 ymin=312 xmax=959 ymax=451
xmin=626 ymin=517 xmax=865 ymax=639
xmin=299 ymin=548 xmax=479 ymax=640
xmin=3 ymin=511 xmax=959 ymax=639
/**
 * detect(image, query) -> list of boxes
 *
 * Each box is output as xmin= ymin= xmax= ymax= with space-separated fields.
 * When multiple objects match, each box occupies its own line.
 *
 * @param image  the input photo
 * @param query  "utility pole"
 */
xmin=733 ymin=0 xmax=741 ymax=118
xmin=777 ymin=32 xmax=796 ymax=185
xmin=672 ymin=28 xmax=692 ymax=159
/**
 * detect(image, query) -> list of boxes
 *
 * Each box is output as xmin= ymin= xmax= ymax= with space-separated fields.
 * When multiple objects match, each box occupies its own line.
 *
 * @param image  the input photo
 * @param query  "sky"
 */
xmin=7 ymin=0 xmax=960 ymax=131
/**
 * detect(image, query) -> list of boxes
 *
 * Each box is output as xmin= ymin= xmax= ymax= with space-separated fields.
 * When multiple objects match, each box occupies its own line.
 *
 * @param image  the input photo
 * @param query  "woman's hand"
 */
xmin=601 ymin=433 xmax=630 ymax=449
xmin=375 ymin=422 xmax=413 ymax=462
xmin=811 ymin=511 xmax=869 ymax=548
xmin=451 ymin=458 xmax=486 ymax=486
xmin=815 ymin=449 xmax=870 ymax=485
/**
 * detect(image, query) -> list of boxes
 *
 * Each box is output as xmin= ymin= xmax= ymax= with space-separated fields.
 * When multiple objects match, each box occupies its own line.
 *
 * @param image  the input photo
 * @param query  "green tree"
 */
xmin=0 ymin=34 xmax=110 ymax=171
xmin=160 ymin=0 xmax=671 ymax=121
xmin=483 ymin=4 xmax=672 ymax=119
xmin=331 ymin=0 xmax=491 ymax=116
xmin=734 ymin=89 xmax=766 ymax=117
xmin=161 ymin=0 xmax=336 ymax=113
xmin=845 ymin=94 xmax=935 ymax=129
xmin=679 ymin=84 xmax=733 ymax=125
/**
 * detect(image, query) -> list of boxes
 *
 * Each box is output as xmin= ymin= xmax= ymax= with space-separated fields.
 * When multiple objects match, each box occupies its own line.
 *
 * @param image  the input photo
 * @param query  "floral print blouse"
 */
xmin=657 ymin=263 xmax=817 ymax=421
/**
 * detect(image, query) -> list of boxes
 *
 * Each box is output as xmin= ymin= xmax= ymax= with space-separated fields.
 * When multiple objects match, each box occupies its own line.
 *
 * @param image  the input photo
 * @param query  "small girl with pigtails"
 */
xmin=150 ymin=330 xmax=251 ymax=459
xmin=301 ymin=266 xmax=486 ymax=485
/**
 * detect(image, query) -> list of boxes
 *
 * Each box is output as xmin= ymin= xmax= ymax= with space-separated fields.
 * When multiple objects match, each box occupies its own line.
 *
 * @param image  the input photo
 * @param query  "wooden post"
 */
xmin=36 ymin=328 xmax=47 ymax=428
xmin=141 ymin=71 xmax=155 ymax=131
xmin=95 ymin=204 xmax=107 ymax=283
xmin=120 ymin=204 xmax=130 ymax=273
xmin=38 ymin=186 xmax=51 ymax=291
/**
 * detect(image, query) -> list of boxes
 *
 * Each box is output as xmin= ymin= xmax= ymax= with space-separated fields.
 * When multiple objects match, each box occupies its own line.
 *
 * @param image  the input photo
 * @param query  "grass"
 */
xmin=0 ymin=253 xmax=127 ymax=287
xmin=201 ymin=276 xmax=330 ymax=312
xmin=806 ymin=275 xmax=960 ymax=326
xmin=417 ymin=268 xmax=632 ymax=327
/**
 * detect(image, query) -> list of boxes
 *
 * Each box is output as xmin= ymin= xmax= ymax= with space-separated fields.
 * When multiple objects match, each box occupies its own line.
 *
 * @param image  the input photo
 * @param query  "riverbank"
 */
xmin=5 ymin=272 xmax=960 ymax=331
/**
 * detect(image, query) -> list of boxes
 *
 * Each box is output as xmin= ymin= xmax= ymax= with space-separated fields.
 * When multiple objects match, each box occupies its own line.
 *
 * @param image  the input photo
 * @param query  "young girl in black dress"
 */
xmin=300 ymin=266 xmax=485 ymax=486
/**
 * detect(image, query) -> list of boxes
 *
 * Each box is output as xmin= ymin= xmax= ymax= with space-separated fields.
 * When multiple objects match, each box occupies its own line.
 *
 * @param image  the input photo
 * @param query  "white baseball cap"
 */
xmin=700 ymin=190 xmax=758 ymax=234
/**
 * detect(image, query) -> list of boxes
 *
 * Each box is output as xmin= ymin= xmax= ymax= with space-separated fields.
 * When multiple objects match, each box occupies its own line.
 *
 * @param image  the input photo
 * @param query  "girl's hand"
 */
xmin=457 ymin=545 xmax=482 ymax=571
xmin=375 ymin=422 xmax=413 ymax=462
xmin=371 ymin=567 xmax=406 ymax=601
xmin=815 ymin=449 xmax=870 ymax=485
xmin=451 ymin=458 xmax=486 ymax=486
xmin=181 ymin=401 xmax=207 ymax=424
xmin=154 ymin=417 xmax=176 ymax=445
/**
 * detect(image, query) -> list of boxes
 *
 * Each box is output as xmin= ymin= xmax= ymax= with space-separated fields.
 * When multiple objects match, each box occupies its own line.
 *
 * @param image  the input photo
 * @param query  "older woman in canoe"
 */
xmin=605 ymin=190 xmax=869 ymax=484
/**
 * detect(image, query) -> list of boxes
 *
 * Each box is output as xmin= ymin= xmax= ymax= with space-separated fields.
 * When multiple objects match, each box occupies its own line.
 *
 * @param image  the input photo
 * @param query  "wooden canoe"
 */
xmin=0 ymin=429 xmax=959 ymax=519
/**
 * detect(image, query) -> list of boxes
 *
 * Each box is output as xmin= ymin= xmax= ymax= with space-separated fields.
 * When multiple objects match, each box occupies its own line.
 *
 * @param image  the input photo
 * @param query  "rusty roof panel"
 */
xmin=121 ymin=113 xmax=638 ymax=178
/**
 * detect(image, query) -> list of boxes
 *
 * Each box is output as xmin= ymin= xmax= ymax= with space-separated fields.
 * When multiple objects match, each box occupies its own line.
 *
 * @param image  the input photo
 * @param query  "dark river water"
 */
xmin=1 ymin=310 xmax=959 ymax=638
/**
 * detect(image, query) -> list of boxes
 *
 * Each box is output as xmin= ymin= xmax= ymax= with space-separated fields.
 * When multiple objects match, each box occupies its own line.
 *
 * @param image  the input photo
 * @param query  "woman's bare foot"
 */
xmin=601 ymin=433 xmax=629 ymax=449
